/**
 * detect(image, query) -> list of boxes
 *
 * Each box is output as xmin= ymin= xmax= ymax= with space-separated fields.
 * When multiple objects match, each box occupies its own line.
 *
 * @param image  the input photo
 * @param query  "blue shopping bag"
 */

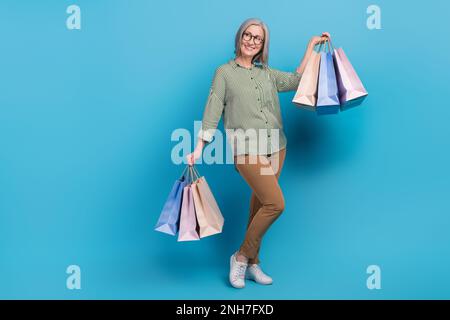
xmin=154 ymin=166 xmax=189 ymax=235
xmin=316 ymin=41 xmax=340 ymax=115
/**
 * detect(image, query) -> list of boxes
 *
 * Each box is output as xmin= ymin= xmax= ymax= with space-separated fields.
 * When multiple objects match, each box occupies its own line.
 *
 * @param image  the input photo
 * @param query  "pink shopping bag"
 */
xmin=177 ymin=167 xmax=200 ymax=241
xmin=292 ymin=47 xmax=321 ymax=110
xmin=190 ymin=166 xmax=224 ymax=238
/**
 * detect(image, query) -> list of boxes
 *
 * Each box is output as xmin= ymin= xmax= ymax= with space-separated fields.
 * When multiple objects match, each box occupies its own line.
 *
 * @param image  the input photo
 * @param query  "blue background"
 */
xmin=1 ymin=0 xmax=449 ymax=299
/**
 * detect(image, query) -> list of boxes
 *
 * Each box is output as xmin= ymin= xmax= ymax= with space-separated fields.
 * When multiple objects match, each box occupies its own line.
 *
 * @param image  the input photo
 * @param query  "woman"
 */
xmin=186 ymin=18 xmax=330 ymax=289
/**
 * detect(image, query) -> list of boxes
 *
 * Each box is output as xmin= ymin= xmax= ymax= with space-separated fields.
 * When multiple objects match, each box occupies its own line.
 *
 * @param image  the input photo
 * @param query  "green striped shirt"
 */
xmin=198 ymin=59 xmax=302 ymax=155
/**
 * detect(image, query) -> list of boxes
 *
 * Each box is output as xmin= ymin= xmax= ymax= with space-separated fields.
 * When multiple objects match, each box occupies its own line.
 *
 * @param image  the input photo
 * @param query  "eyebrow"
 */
xmin=244 ymin=31 xmax=264 ymax=38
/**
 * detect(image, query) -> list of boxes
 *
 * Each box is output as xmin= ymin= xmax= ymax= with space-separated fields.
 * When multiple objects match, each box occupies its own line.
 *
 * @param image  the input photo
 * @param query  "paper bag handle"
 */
xmin=180 ymin=165 xmax=189 ymax=180
xmin=191 ymin=165 xmax=201 ymax=181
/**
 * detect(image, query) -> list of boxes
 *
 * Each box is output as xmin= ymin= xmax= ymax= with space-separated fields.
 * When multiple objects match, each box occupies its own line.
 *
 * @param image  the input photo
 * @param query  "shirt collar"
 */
xmin=229 ymin=59 xmax=261 ymax=70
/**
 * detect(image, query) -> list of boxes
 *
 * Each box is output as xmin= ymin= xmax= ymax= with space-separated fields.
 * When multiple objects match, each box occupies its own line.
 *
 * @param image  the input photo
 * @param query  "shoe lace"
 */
xmin=249 ymin=264 xmax=264 ymax=277
xmin=233 ymin=263 xmax=247 ymax=280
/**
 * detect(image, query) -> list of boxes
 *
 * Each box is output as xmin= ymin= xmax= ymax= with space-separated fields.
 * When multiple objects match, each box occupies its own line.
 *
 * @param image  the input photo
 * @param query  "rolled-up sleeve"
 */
xmin=268 ymin=67 xmax=302 ymax=92
xmin=198 ymin=67 xmax=226 ymax=143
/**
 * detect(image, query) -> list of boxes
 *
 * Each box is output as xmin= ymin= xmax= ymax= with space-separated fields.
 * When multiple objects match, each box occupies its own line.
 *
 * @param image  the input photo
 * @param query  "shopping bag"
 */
xmin=292 ymin=45 xmax=321 ymax=110
xmin=316 ymin=40 xmax=340 ymax=115
xmin=154 ymin=166 xmax=189 ymax=235
xmin=178 ymin=167 xmax=200 ymax=241
xmin=330 ymin=39 xmax=368 ymax=111
xmin=190 ymin=166 xmax=224 ymax=238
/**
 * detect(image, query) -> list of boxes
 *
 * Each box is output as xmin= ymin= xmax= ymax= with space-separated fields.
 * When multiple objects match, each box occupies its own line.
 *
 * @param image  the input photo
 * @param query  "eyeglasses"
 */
xmin=242 ymin=32 xmax=264 ymax=45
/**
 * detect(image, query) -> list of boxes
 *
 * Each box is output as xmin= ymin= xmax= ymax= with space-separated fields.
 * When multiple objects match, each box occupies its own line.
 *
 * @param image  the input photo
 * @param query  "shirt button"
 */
xmin=255 ymin=86 xmax=258 ymax=89
xmin=251 ymin=77 xmax=254 ymax=80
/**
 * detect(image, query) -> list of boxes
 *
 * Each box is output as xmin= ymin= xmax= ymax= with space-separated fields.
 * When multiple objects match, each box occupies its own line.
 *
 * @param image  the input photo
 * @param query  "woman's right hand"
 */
xmin=186 ymin=140 xmax=204 ymax=166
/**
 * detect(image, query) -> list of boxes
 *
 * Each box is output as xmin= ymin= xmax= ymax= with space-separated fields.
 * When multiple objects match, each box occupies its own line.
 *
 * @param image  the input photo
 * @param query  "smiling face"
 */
xmin=239 ymin=24 xmax=265 ymax=60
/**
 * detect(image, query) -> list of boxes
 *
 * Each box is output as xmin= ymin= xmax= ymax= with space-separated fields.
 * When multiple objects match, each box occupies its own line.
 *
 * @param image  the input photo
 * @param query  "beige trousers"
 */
xmin=234 ymin=147 xmax=287 ymax=264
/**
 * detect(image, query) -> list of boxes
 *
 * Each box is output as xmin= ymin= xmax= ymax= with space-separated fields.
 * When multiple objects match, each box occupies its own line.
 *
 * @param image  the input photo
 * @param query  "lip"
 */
xmin=244 ymin=45 xmax=256 ymax=50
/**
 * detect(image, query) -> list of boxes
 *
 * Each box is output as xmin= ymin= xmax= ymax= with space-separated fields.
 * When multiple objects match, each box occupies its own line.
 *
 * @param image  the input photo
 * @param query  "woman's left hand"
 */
xmin=298 ymin=32 xmax=332 ymax=75
xmin=321 ymin=32 xmax=331 ymax=39
xmin=310 ymin=32 xmax=331 ymax=46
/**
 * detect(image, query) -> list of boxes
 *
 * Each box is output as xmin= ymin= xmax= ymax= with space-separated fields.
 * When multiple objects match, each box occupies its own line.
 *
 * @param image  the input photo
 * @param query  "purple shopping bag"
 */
xmin=154 ymin=166 xmax=189 ymax=235
xmin=178 ymin=167 xmax=200 ymax=241
xmin=317 ymin=41 xmax=340 ymax=115
xmin=330 ymin=39 xmax=368 ymax=111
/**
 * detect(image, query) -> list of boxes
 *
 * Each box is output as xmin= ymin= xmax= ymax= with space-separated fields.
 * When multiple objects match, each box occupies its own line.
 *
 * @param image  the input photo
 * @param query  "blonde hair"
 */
xmin=234 ymin=18 xmax=270 ymax=66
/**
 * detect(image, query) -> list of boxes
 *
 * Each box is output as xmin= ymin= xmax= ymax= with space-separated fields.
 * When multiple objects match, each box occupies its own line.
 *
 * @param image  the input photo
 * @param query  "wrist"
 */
xmin=196 ymin=139 xmax=205 ymax=149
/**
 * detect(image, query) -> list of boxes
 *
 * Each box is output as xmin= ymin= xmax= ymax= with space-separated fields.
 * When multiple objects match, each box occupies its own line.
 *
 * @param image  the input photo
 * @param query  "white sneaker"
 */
xmin=245 ymin=264 xmax=273 ymax=285
xmin=229 ymin=253 xmax=248 ymax=289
